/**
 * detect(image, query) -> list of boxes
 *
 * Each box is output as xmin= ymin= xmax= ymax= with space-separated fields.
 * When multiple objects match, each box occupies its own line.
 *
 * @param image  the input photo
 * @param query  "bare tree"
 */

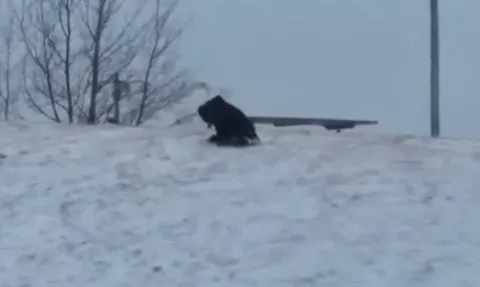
xmin=132 ymin=0 xmax=184 ymax=125
xmin=0 ymin=0 xmax=22 ymax=120
xmin=107 ymin=0 xmax=196 ymax=126
xmin=16 ymin=0 xmax=68 ymax=122
xmin=15 ymin=0 xmax=194 ymax=125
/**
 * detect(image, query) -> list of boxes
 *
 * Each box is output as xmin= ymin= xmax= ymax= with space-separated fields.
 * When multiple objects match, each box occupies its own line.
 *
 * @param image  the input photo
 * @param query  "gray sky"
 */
xmin=177 ymin=0 xmax=480 ymax=140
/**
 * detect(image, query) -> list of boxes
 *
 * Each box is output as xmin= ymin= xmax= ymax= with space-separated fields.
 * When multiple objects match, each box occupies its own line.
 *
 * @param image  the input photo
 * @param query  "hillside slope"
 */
xmin=1 ymin=123 xmax=480 ymax=287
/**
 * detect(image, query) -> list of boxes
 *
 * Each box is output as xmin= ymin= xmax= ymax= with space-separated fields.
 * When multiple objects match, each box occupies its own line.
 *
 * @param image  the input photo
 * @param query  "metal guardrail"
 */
xmin=248 ymin=116 xmax=378 ymax=132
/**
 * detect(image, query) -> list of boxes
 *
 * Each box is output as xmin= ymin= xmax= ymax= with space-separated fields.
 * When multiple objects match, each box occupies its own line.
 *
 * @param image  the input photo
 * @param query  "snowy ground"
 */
xmin=1 ymin=122 xmax=480 ymax=287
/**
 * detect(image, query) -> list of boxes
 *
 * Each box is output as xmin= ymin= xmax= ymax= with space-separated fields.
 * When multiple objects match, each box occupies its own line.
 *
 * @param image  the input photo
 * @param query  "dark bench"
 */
xmin=248 ymin=116 xmax=378 ymax=132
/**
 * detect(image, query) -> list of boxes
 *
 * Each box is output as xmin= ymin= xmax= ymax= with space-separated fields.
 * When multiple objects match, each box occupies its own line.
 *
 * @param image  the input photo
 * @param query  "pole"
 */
xmin=430 ymin=0 xmax=440 ymax=137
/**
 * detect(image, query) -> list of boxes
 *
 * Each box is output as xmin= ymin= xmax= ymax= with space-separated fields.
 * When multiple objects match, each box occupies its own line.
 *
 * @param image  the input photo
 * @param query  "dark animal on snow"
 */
xmin=197 ymin=95 xmax=259 ymax=146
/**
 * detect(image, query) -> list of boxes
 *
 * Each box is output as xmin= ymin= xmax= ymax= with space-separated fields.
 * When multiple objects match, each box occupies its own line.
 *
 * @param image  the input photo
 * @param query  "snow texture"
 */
xmin=1 ymin=122 xmax=480 ymax=287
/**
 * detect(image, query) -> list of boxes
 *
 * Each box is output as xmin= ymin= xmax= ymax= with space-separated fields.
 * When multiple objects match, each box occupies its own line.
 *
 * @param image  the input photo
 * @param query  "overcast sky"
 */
xmin=177 ymin=0 xmax=480 ymax=140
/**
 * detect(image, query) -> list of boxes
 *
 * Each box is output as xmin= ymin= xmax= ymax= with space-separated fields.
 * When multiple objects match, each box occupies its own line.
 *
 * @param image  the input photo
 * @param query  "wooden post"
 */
xmin=111 ymin=72 xmax=121 ymax=124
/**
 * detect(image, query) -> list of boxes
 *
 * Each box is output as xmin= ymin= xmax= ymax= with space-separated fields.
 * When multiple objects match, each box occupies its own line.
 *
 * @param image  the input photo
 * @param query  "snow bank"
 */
xmin=1 ymin=122 xmax=480 ymax=287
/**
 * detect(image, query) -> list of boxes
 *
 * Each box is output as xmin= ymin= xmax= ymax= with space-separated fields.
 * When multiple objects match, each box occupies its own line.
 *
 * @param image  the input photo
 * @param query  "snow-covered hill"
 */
xmin=1 ymin=122 xmax=480 ymax=287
